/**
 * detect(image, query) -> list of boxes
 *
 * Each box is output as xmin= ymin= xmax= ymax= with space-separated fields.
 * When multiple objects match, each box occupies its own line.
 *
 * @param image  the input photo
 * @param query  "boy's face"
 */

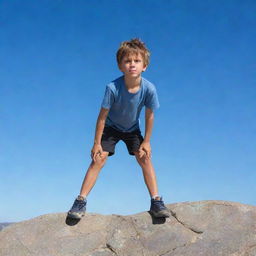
xmin=118 ymin=53 xmax=147 ymax=78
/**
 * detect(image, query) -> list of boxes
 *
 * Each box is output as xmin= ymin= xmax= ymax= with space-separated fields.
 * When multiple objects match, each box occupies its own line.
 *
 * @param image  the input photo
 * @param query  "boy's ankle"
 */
xmin=151 ymin=195 xmax=161 ymax=201
xmin=77 ymin=195 xmax=86 ymax=201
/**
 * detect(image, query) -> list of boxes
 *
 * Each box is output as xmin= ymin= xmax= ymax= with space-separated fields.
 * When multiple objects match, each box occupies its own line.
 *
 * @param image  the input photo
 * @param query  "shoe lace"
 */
xmin=153 ymin=200 xmax=166 ymax=210
xmin=75 ymin=199 xmax=86 ymax=210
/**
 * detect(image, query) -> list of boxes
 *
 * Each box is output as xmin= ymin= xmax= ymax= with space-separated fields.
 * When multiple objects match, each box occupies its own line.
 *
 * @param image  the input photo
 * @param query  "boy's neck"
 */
xmin=124 ymin=75 xmax=142 ymax=90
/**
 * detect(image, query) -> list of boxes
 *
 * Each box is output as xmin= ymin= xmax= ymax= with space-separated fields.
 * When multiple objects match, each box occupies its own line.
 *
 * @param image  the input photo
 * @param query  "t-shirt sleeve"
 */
xmin=145 ymin=87 xmax=160 ymax=111
xmin=101 ymin=85 xmax=115 ymax=109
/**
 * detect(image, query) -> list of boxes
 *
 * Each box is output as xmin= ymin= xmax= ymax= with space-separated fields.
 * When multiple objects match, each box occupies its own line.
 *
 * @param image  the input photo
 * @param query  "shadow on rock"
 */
xmin=65 ymin=216 xmax=81 ymax=226
xmin=148 ymin=211 xmax=167 ymax=224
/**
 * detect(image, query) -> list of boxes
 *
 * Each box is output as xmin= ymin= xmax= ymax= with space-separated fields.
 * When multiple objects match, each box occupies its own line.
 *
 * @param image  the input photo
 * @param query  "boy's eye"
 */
xmin=125 ymin=59 xmax=141 ymax=63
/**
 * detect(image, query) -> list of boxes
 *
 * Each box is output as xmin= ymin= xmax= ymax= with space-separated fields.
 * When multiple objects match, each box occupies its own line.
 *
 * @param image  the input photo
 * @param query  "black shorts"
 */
xmin=101 ymin=126 xmax=144 ymax=156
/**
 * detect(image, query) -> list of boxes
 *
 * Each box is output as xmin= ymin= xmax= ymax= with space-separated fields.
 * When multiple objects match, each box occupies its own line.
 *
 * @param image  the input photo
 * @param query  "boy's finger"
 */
xmin=143 ymin=148 xmax=151 ymax=159
xmin=94 ymin=151 xmax=102 ymax=161
xmin=138 ymin=149 xmax=144 ymax=158
xmin=93 ymin=151 xmax=99 ymax=161
xmin=145 ymin=150 xmax=151 ymax=159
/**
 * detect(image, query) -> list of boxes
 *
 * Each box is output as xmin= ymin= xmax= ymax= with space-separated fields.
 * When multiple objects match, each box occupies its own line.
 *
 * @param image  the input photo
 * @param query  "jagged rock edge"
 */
xmin=170 ymin=209 xmax=203 ymax=234
xmin=106 ymin=243 xmax=118 ymax=255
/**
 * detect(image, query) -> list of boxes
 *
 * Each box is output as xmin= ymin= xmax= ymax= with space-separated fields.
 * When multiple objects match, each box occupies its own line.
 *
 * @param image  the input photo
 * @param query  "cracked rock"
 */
xmin=1 ymin=200 xmax=256 ymax=256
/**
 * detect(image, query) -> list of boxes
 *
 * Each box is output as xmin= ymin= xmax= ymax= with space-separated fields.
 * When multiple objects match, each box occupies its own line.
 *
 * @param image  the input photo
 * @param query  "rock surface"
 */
xmin=1 ymin=200 xmax=256 ymax=256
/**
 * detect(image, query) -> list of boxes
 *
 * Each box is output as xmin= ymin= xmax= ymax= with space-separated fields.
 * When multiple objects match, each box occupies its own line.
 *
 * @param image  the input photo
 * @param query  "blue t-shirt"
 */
xmin=101 ymin=75 xmax=160 ymax=132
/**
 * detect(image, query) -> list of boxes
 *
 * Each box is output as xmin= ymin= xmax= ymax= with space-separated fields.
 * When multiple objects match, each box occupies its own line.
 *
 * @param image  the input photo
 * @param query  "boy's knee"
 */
xmin=92 ymin=152 xmax=108 ymax=166
xmin=135 ymin=153 xmax=151 ymax=166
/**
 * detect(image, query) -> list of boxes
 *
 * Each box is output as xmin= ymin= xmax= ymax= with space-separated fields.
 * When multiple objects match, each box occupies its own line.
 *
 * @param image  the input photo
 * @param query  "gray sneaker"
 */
xmin=67 ymin=196 xmax=87 ymax=219
xmin=150 ymin=196 xmax=170 ymax=218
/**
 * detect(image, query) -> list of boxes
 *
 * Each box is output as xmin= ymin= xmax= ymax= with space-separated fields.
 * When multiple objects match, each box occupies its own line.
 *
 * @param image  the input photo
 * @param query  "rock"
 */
xmin=0 ymin=200 xmax=256 ymax=256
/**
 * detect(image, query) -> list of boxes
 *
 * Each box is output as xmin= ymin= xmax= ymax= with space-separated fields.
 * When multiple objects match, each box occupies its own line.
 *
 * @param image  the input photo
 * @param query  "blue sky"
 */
xmin=1 ymin=0 xmax=255 ymax=222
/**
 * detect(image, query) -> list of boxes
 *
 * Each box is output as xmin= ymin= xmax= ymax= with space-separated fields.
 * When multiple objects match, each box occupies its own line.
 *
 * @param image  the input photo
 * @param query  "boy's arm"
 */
xmin=139 ymin=108 xmax=154 ymax=158
xmin=91 ymin=107 xmax=109 ymax=161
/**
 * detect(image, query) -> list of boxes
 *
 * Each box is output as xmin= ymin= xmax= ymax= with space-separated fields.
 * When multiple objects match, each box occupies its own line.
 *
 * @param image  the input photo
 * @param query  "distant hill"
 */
xmin=0 ymin=222 xmax=13 ymax=231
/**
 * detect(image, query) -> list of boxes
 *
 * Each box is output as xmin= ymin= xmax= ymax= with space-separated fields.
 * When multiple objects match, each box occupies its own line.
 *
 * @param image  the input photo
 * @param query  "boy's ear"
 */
xmin=142 ymin=65 xmax=147 ymax=72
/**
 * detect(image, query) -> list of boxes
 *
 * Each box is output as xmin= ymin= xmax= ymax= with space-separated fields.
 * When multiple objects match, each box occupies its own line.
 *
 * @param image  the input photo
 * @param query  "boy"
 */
xmin=68 ymin=38 xmax=170 ymax=219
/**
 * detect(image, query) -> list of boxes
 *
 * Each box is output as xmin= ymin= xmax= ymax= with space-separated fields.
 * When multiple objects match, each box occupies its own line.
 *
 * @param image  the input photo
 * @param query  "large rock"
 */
xmin=1 ymin=200 xmax=256 ymax=256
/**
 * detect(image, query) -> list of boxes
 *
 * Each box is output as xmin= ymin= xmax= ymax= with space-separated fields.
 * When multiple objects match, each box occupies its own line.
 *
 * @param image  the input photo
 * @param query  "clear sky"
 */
xmin=1 ymin=0 xmax=255 ymax=222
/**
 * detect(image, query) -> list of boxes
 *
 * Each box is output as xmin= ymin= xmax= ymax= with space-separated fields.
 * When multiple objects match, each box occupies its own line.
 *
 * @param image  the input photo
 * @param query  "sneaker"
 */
xmin=149 ymin=196 xmax=170 ymax=218
xmin=67 ymin=196 xmax=87 ymax=219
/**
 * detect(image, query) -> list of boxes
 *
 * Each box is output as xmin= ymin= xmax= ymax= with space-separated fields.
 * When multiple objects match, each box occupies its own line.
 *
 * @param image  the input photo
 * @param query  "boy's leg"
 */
xmin=67 ymin=152 xmax=109 ymax=219
xmin=68 ymin=126 xmax=119 ymax=219
xmin=134 ymin=152 xmax=170 ymax=218
xmin=80 ymin=151 xmax=109 ymax=197
xmin=134 ymin=152 xmax=159 ymax=197
xmin=123 ymin=129 xmax=160 ymax=197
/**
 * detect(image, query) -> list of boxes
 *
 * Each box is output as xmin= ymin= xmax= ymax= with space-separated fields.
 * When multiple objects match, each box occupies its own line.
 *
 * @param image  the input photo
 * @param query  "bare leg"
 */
xmin=134 ymin=152 xmax=159 ymax=198
xmin=79 ymin=152 xmax=109 ymax=197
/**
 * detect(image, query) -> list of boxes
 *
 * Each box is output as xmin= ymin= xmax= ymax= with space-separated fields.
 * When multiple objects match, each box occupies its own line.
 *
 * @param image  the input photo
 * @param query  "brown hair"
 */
xmin=116 ymin=38 xmax=150 ymax=67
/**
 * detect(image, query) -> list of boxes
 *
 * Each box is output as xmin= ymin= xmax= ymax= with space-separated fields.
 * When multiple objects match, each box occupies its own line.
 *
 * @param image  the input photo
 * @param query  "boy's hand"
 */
xmin=91 ymin=143 xmax=103 ymax=161
xmin=138 ymin=141 xmax=151 ymax=159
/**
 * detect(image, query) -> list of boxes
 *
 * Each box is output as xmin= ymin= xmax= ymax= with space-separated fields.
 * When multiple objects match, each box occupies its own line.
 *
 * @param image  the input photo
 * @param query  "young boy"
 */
xmin=68 ymin=38 xmax=170 ymax=219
